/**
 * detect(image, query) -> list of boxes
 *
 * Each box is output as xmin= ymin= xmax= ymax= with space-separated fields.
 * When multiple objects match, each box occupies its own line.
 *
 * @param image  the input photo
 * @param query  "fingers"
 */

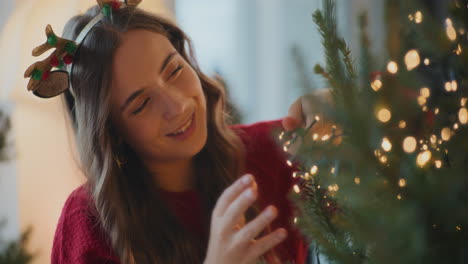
xmin=235 ymin=205 xmax=278 ymax=243
xmin=223 ymin=181 xmax=258 ymax=231
xmin=246 ymin=228 xmax=288 ymax=260
xmin=283 ymin=97 xmax=305 ymax=131
xmin=213 ymin=174 xmax=254 ymax=218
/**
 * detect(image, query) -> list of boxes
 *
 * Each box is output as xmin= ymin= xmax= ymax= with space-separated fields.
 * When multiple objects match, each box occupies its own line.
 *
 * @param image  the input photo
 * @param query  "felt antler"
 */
xmin=97 ymin=0 xmax=143 ymax=16
xmin=24 ymin=25 xmax=76 ymax=97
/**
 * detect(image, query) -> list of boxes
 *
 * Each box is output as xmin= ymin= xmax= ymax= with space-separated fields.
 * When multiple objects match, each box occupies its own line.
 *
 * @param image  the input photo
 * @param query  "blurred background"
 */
xmin=0 ymin=0 xmax=387 ymax=263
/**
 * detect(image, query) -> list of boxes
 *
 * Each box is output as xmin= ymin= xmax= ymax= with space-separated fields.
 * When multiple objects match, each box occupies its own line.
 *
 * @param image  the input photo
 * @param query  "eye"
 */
xmin=168 ymin=64 xmax=184 ymax=80
xmin=132 ymin=97 xmax=151 ymax=115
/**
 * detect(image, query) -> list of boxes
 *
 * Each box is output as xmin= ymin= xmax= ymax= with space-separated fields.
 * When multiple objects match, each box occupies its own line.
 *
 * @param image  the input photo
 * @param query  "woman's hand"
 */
xmin=204 ymin=174 xmax=287 ymax=264
xmin=282 ymin=89 xmax=335 ymax=155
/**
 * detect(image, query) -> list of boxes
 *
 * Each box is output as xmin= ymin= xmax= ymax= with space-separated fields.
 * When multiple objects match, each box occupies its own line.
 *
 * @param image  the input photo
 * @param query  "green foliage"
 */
xmin=283 ymin=0 xmax=468 ymax=263
xmin=0 ymin=220 xmax=35 ymax=264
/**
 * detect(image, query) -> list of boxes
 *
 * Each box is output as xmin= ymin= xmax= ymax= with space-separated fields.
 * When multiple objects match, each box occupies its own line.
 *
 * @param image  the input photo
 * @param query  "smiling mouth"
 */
xmin=166 ymin=112 xmax=195 ymax=136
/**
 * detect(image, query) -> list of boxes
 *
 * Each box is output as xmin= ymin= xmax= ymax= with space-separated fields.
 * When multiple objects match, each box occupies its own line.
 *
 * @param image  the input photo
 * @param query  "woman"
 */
xmin=48 ymin=4 xmax=310 ymax=264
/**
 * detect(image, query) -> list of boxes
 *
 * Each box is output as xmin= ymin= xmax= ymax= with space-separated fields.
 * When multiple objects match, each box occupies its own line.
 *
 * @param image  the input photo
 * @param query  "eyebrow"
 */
xmin=120 ymin=51 xmax=177 ymax=113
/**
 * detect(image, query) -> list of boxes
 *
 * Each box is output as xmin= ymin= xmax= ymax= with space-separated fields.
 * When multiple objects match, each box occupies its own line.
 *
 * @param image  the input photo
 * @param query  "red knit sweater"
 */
xmin=51 ymin=119 xmax=308 ymax=263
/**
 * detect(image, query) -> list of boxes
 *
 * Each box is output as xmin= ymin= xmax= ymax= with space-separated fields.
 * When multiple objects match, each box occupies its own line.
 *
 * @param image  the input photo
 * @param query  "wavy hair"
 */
xmin=60 ymin=5 xmax=275 ymax=263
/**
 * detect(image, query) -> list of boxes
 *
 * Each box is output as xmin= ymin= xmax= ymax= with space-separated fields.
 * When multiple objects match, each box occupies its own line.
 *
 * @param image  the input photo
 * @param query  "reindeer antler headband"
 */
xmin=24 ymin=0 xmax=143 ymax=98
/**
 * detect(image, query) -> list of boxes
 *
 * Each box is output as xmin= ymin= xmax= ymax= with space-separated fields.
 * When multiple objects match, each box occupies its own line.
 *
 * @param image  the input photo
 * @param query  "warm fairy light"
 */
xmin=354 ymin=177 xmax=361 ymax=184
xmin=377 ymin=108 xmax=392 ymax=123
xmin=279 ymin=132 xmax=284 ymax=140
xmin=371 ymin=79 xmax=383 ymax=91
xmin=445 ymin=82 xmax=452 ymax=92
xmin=455 ymin=44 xmax=462 ymax=55
xmin=430 ymin=135 xmax=437 ymax=144
xmin=399 ymin=120 xmax=407 ymax=128
xmin=380 ymin=155 xmax=388 ymax=164
xmin=417 ymin=150 xmax=432 ymax=167
xmin=328 ymin=184 xmax=339 ymax=192
xmin=435 ymin=108 xmax=440 ymax=114
xmin=312 ymin=133 xmax=319 ymax=141
xmin=422 ymin=144 xmax=428 ymax=150
xmin=286 ymin=160 xmax=293 ymax=166
xmin=382 ymin=137 xmax=392 ymax=152
xmin=454 ymin=123 xmax=459 ymax=130
xmin=403 ymin=136 xmax=417 ymax=153
xmin=424 ymin=58 xmax=430 ymax=65
xmin=441 ymin=127 xmax=452 ymax=141
xmin=314 ymin=115 xmax=321 ymax=121
xmin=374 ymin=149 xmax=382 ymax=157
xmin=330 ymin=167 xmax=335 ymax=174
xmin=397 ymin=194 xmax=402 ymax=200
xmin=435 ymin=160 xmax=442 ymax=168
xmin=294 ymin=217 xmax=297 ymax=224
xmin=283 ymin=146 xmax=288 ymax=152
xmin=398 ymin=178 xmax=407 ymax=187
xmin=387 ymin=61 xmax=398 ymax=74
xmin=293 ymin=185 xmax=300 ymax=193
xmin=459 ymin=108 xmax=468 ymax=124
xmin=420 ymin=87 xmax=430 ymax=98
xmin=404 ymin=49 xmax=421 ymax=70
xmin=452 ymin=80 xmax=458 ymax=91
xmin=422 ymin=106 xmax=428 ymax=112
xmin=293 ymin=172 xmax=298 ymax=178
xmin=408 ymin=14 xmax=414 ymax=21
xmin=285 ymin=140 xmax=291 ymax=146
xmin=446 ymin=18 xmax=457 ymax=41
xmin=461 ymin=98 xmax=467 ymax=107
xmin=321 ymin=134 xmax=330 ymax=141
xmin=417 ymin=96 xmax=427 ymax=106
xmin=414 ymin=11 xmax=423 ymax=23
xmin=310 ymin=165 xmax=318 ymax=175
xmin=304 ymin=173 xmax=310 ymax=180
xmin=456 ymin=225 xmax=462 ymax=231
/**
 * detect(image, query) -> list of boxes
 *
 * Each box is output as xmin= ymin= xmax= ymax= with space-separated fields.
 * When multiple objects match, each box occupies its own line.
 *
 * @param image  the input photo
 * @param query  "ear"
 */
xmin=32 ymin=71 xmax=70 ymax=98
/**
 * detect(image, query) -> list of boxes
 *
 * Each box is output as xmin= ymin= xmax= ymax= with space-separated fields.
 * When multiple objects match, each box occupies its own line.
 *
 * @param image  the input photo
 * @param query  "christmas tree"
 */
xmin=280 ymin=0 xmax=468 ymax=263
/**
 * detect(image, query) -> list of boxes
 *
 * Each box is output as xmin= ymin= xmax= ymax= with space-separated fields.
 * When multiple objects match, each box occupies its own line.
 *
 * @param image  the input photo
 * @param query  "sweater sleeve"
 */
xmin=51 ymin=185 xmax=120 ymax=264
xmin=231 ymin=119 xmax=309 ymax=264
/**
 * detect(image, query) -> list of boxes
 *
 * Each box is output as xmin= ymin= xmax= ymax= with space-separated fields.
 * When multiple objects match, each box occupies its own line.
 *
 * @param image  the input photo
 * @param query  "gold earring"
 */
xmin=114 ymin=152 xmax=128 ymax=168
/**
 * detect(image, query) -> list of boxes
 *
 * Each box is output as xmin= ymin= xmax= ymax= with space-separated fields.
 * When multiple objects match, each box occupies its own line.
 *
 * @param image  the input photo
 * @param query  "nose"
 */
xmin=161 ymin=90 xmax=188 ymax=121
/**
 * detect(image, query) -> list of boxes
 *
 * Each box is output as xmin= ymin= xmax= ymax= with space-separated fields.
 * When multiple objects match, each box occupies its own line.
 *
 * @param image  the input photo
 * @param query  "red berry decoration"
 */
xmin=63 ymin=55 xmax=74 ymax=65
xmin=42 ymin=71 xmax=50 ymax=80
xmin=50 ymin=55 xmax=60 ymax=67
xmin=111 ymin=1 xmax=121 ymax=10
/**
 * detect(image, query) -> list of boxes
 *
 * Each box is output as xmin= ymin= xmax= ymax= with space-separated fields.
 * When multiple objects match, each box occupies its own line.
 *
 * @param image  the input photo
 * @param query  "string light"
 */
xmin=382 ymin=137 xmax=392 ymax=152
xmin=415 ymin=11 xmax=423 ymax=23
xmin=420 ymin=87 xmax=430 ymax=98
xmin=459 ymin=108 xmax=468 ymax=124
xmin=330 ymin=167 xmax=335 ymax=174
xmin=286 ymin=160 xmax=293 ymax=167
xmin=279 ymin=132 xmax=284 ymax=140
xmin=398 ymin=179 xmax=407 ymax=187
xmin=310 ymin=165 xmax=318 ymax=175
xmin=455 ymin=44 xmax=462 ymax=55
xmin=387 ymin=61 xmax=399 ymax=74
xmin=408 ymin=14 xmax=414 ymax=21
xmin=456 ymin=225 xmax=462 ymax=231
xmin=399 ymin=120 xmax=407 ymax=128
xmin=417 ymin=150 xmax=432 ymax=167
xmin=404 ymin=49 xmax=421 ymax=70
xmin=434 ymin=160 xmax=442 ymax=168
xmin=441 ymin=127 xmax=452 ymax=141
xmin=354 ymin=177 xmax=361 ymax=184
xmin=418 ymin=96 xmax=427 ymax=106
xmin=312 ymin=133 xmax=319 ymax=141
xmin=294 ymin=217 xmax=297 ymax=224
xmin=380 ymin=155 xmax=388 ymax=164
xmin=397 ymin=194 xmax=402 ymax=200
xmin=403 ymin=136 xmax=417 ymax=153
xmin=371 ymin=79 xmax=383 ymax=91
xmin=293 ymin=184 xmax=300 ymax=193
xmin=454 ymin=123 xmax=459 ymax=130
xmin=293 ymin=172 xmax=298 ymax=178
xmin=435 ymin=108 xmax=440 ymax=114
xmin=452 ymin=80 xmax=458 ymax=91
xmin=430 ymin=135 xmax=437 ymax=144
xmin=461 ymin=98 xmax=467 ymax=107
xmin=315 ymin=115 xmax=321 ymax=122
xmin=377 ymin=108 xmax=392 ymax=123
xmin=446 ymin=18 xmax=457 ymax=41
xmin=321 ymin=134 xmax=330 ymax=141
xmin=424 ymin=58 xmax=430 ymax=65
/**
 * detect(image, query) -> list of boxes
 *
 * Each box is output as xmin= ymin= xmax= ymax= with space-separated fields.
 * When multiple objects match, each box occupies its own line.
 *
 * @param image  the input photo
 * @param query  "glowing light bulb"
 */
xmin=387 ymin=61 xmax=398 ymax=74
xmin=377 ymin=108 xmax=392 ymax=123
xmin=371 ymin=79 xmax=383 ymax=91
xmin=312 ymin=133 xmax=319 ymax=141
xmin=310 ymin=165 xmax=318 ymax=175
xmin=424 ymin=58 xmax=430 ymax=65
xmin=354 ymin=177 xmax=361 ymax=184
xmin=398 ymin=179 xmax=407 ymax=187
xmin=417 ymin=96 xmax=427 ymax=106
xmin=415 ymin=11 xmax=423 ymax=23
xmin=399 ymin=120 xmax=407 ymax=128
xmin=461 ymin=98 xmax=467 ymax=107
xmin=434 ymin=160 xmax=442 ymax=168
xmin=404 ymin=49 xmax=421 ymax=70
xmin=416 ymin=150 xmax=432 ymax=167
xmin=420 ymin=87 xmax=430 ymax=98
xmin=441 ymin=127 xmax=452 ymax=141
xmin=397 ymin=194 xmax=402 ymax=200
xmin=286 ymin=160 xmax=293 ymax=167
xmin=459 ymin=108 xmax=468 ymax=124
xmin=382 ymin=137 xmax=392 ymax=152
xmin=293 ymin=185 xmax=300 ymax=193
xmin=446 ymin=18 xmax=457 ymax=41
xmin=403 ymin=136 xmax=417 ymax=153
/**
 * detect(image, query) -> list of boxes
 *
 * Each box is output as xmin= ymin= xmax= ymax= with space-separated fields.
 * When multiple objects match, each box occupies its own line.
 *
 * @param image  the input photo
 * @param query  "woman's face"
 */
xmin=109 ymin=29 xmax=207 ymax=163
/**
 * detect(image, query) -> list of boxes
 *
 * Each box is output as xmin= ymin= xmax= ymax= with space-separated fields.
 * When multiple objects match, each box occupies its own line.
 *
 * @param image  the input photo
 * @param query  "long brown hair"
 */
xmin=60 ymin=5 xmax=274 ymax=263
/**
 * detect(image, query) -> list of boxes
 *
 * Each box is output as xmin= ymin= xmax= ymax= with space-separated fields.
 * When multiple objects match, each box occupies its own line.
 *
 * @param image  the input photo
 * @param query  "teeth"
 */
xmin=171 ymin=116 xmax=193 ymax=135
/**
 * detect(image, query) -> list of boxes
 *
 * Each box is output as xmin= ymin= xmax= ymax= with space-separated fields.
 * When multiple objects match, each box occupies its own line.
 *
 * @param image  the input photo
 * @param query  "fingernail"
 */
xmin=241 ymin=174 xmax=252 ymax=184
xmin=245 ymin=188 xmax=254 ymax=198
xmin=265 ymin=206 xmax=276 ymax=218
xmin=277 ymin=229 xmax=287 ymax=239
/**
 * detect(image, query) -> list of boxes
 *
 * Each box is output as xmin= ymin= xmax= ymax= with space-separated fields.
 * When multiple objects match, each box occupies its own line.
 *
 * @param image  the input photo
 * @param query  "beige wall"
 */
xmin=1 ymin=0 xmax=173 ymax=263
